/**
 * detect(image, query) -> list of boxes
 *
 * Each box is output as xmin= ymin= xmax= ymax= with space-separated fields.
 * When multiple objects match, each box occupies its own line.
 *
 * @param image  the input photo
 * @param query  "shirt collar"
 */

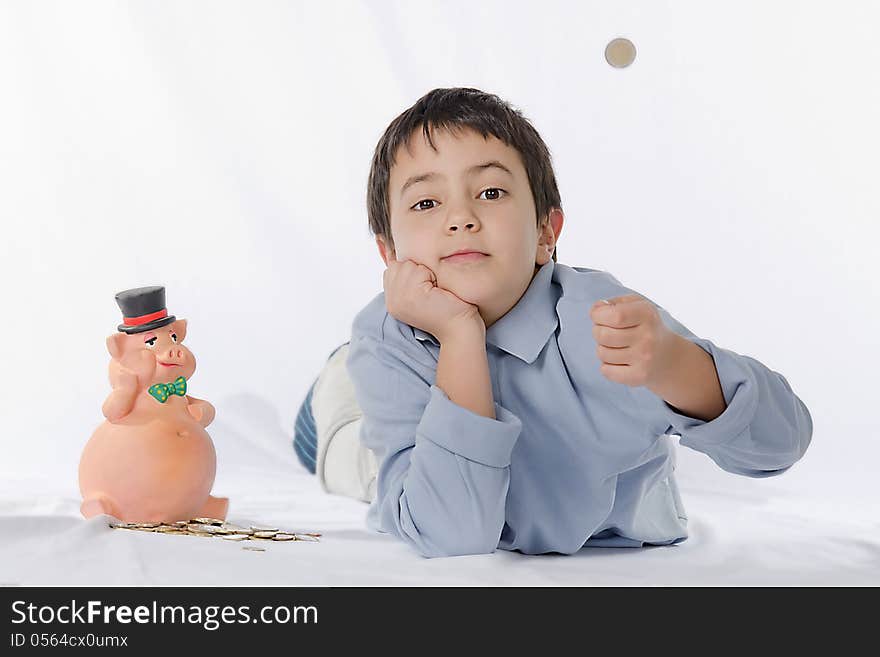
xmin=412 ymin=259 xmax=559 ymax=364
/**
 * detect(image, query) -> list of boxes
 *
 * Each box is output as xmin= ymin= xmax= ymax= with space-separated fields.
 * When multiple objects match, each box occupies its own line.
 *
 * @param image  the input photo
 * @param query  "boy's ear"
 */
xmin=536 ymin=208 xmax=564 ymax=265
xmin=106 ymin=333 xmax=126 ymax=359
xmin=171 ymin=318 xmax=187 ymax=342
xmin=376 ymin=236 xmax=395 ymax=265
xmin=548 ymin=208 xmax=564 ymax=242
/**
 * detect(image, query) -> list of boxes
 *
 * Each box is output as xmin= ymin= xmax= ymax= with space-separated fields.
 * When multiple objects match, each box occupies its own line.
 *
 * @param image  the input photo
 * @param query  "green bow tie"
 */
xmin=148 ymin=376 xmax=187 ymax=403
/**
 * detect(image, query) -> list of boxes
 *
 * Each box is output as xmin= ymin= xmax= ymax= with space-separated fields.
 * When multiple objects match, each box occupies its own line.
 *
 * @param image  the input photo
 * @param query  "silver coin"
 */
xmin=294 ymin=534 xmax=320 ymax=542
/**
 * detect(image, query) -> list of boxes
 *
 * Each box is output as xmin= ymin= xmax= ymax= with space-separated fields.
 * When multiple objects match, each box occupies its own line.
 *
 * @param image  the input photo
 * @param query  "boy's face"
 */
xmin=379 ymin=127 xmax=563 ymax=328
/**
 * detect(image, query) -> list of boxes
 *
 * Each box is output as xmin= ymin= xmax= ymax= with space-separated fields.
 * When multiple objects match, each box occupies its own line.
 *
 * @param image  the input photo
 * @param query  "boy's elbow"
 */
xmin=727 ymin=464 xmax=793 ymax=479
xmin=718 ymin=425 xmax=810 ymax=479
xmin=411 ymin=532 xmax=499 ymax=559
xmin=395 ymin=499 xmax=501 ymax=558
xmin=726 ymin=396 xmax=813 ymax=478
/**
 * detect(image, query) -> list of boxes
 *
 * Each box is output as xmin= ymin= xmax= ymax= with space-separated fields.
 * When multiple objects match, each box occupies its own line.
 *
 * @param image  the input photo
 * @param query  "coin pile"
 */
xmin=109 ymin=517 xmax=321 ymax=547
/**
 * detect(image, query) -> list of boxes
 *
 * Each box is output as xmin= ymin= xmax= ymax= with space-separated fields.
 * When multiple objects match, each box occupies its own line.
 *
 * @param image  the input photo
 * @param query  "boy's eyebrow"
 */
xmin=399 ymin=160 xmax=514 ymax=198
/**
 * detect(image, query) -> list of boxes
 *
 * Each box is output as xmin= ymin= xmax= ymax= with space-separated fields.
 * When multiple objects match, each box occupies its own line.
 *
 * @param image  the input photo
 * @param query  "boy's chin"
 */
xmin=441 ymin=280 xmax=494 ymax=307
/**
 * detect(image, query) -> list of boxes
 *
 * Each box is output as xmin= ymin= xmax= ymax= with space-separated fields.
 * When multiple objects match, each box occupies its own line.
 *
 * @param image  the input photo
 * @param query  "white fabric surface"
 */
xmin=1 ymin=399 xmax=878 ymax=586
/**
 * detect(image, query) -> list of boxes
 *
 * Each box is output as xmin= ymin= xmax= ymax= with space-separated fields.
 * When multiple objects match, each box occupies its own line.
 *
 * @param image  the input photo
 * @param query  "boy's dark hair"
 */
xmin=367 ymin=87 xmax=561 ymax=263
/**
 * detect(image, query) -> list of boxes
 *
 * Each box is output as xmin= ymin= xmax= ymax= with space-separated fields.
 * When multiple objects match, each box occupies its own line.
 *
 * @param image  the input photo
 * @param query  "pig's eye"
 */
xmin=144 ymin=337 xmax=158 ymax=348
xmin=170 ymin=333 xmax=178 ymax=343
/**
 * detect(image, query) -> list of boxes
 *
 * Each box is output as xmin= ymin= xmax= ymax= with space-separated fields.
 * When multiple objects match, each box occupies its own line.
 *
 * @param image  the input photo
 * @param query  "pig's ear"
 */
xmin=172 ymin=319 xmax=187 ymax=342
xmin=106 ymin=333 xmax=126 ymax=359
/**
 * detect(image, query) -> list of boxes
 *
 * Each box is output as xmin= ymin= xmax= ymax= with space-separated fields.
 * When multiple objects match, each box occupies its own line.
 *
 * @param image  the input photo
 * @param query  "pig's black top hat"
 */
xmin=115 ymin=286 xmax=177 ymax=334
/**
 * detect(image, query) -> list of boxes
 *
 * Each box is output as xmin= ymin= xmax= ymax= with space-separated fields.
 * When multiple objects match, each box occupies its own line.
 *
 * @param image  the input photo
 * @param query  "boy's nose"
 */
xmin=448 ymin=221 xmax=476 ymax=232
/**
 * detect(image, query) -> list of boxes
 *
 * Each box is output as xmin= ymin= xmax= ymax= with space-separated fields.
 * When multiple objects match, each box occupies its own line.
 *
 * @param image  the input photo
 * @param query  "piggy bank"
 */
xmin=78 ymin=286 xmax=229 ymax=523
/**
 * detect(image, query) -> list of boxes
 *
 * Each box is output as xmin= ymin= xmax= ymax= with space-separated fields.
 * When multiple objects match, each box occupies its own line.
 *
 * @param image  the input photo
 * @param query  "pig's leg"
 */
xmin=197 ymin=495 xmax=229 ymax=521
xmin=80 ymin=493 xmax=120 ymax=520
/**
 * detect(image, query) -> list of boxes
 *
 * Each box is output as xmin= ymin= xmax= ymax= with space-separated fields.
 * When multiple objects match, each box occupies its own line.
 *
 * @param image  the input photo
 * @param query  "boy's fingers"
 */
xmin=590 ymin=298 xmax=641 ymax=328
xmin=592 ymin=294 xmax=640 ymax=309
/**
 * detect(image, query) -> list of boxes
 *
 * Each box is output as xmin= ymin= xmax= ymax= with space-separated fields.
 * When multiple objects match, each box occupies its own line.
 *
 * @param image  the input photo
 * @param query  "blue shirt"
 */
xmin=345 ymin=259 xmax=813 ymax=558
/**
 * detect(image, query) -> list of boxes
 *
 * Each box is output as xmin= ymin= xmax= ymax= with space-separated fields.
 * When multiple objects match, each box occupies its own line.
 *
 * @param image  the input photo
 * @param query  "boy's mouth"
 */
xmin=442 ymin=249 xmax=489 ymax=264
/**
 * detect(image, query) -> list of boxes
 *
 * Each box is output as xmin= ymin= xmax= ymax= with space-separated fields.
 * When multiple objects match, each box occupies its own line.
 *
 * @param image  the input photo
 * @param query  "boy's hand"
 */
xmin=383 ymin=251 xmax=484 ymax=343
xmin=589 ymin=294 xmax=680 ymax=388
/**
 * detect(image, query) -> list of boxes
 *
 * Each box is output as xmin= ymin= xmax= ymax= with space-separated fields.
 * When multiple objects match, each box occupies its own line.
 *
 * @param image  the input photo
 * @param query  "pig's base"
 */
xmin=81 ymin=494 xmax=119 ymax=520
xmin=198 ymin=495 xmax=229 ymax=521
xmin=80 ymin=493 xmax=229 ymax=523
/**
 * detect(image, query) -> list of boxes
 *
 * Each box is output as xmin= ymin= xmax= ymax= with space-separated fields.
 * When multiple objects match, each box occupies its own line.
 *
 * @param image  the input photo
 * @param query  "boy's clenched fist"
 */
xmin=589 ymin=294 xmax=679 ymax=388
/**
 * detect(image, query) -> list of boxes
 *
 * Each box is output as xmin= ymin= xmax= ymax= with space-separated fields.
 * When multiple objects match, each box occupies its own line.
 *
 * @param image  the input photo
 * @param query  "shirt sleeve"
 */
xmin=644 ymin=299 xmax=814 ymax=478
xmin=345 ymin=332 xmax=523 ymax=558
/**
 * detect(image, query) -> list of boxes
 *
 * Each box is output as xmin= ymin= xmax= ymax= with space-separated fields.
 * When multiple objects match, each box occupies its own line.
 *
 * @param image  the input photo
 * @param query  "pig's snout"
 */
xmin=156 ymin=347 xmax=188 ymax=369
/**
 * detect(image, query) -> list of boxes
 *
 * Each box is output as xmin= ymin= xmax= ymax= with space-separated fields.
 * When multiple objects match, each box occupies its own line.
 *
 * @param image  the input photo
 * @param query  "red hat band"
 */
xmin=123 ymin=309 xmax=169 ymax=327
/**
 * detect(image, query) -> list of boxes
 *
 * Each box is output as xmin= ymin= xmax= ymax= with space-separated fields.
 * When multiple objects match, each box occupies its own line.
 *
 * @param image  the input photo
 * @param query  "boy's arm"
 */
xmin=346 ymin=322 xmax=521 ymax=558
xmin=435 ymin=320 xmax=495 ymax=420
xmin=646 ymin=302 xmax=814 ymax=478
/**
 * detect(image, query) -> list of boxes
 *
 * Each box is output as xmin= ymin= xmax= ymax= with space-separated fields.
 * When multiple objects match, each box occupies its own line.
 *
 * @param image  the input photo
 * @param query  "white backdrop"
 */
xmin=1 ymin=1 xmax=878 ymax=519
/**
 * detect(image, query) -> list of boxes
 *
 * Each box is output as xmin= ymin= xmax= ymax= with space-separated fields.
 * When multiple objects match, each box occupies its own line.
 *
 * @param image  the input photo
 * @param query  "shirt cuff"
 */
xmin=660 ymin=336 xmax=759 ymax=446
xmin=416 ymin=384 xmax=523 ymax=467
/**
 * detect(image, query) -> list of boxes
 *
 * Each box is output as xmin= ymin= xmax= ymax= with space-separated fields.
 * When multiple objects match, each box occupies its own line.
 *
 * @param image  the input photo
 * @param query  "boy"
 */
xmin=294 ymin=87 xmax=813 ymax=558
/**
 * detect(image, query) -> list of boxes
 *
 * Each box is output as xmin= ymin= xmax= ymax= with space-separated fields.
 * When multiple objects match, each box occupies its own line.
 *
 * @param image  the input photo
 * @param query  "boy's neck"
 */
xmin=480 ymin=264 xmax=542 ymax=330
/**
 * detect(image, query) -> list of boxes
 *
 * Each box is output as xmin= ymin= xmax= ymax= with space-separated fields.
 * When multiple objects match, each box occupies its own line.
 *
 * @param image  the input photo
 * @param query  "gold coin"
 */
xmin=605 ymin=37 xmax=637 ymax=68
xmin=253 ymin=531 xmax=277 ymax=539
xmin=222 ymin=534 xmax=250 ymax=541
xmin=193 ymin=517 xmax=224 ymax=525
xmin=273 ymin=534 xmax=295 ymax=541
xmin=249 ymin=526 xmax=278 ymax=532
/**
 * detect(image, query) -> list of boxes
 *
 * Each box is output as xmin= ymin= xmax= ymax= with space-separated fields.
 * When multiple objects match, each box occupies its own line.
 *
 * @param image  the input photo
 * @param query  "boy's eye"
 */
xmin=479 ymin=188 xmax=506 ymax=201
xmin=170 ymin=333 xmax=178 ymax=343
xmin=411 ymin=199 xmax=437 ymax=211
xmin=144 ymin=337 xmax=157 ymax=348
